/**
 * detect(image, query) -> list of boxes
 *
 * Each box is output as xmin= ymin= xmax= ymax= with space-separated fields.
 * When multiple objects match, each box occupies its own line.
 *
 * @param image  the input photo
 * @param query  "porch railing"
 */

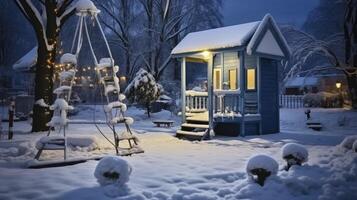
xmin=213 ymin=90 xmax=241 ymax=116
xmin=185 ymin=91 xmax=208 ymax=112
xmin=185 ymin=90 xmax=242 ymax=116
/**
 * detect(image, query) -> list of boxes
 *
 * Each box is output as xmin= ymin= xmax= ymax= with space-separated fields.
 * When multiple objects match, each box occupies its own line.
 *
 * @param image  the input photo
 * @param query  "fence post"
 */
xmin=8 ymin=99 xmax=15 ymax=140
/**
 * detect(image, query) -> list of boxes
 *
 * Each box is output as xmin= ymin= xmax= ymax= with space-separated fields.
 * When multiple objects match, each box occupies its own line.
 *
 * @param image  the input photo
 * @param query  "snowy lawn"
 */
xmin=0 ymin=107 xmax=356 ymax=200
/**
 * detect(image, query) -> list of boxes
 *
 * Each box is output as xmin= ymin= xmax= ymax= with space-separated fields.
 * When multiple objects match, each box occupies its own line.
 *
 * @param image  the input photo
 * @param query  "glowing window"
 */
xmin=214 ymin=68 xmax=222 ymax=90
xmin=228 ymin=69 xmax=237 ymax=90
xmin=246 ymin=68 xmax=256 ymax=90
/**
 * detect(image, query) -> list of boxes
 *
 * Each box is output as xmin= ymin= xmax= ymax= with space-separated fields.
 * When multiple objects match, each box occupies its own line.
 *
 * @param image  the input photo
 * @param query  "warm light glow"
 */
xmin=336 ymin=82 xmax=342 ymax=89
xmin=201 ymin=51 xmax=211 ymax=59
xmin=247 ymin=68 xmax=256 ymax=90
xmin=120 ymin=76 xmax=126 ymax=82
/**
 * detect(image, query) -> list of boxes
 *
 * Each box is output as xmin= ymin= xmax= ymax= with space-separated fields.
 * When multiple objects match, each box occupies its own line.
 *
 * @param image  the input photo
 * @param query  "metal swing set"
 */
xmin=29 ymin=5 xmax=143 ymax=168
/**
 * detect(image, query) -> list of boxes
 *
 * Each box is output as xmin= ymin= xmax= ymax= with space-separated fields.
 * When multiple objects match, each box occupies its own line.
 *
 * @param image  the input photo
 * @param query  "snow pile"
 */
xmin=35 ymin=99 xmax=49 ymax=107
xmin=282 ymin=143 xmax=308 ymax=170
xmin=67 ymin=136 xmax=99 ymax=151
xmin=104 ymin=101 xmax=127 ymax=113
xmin=353 ymin=140 xmax=357 ymax=152
xmin=53 ymin=85 xmax=71 ymax=95
xmin=59 ymin=69 xmax=75 ymax=81
xmin=340 ymin=135 xmax=357 ymax=150
xmin=50 ymin=98 xmax=74 ymax=111
xmin=246 ymin=154 xmax=278 ymax=186
xmin=76 ymin=0 xmax=99 ymax=13
xmin=60 ymin=53 xmax=77 ymax=65
xmin=94 ymin=156 xmax=132 ymax=197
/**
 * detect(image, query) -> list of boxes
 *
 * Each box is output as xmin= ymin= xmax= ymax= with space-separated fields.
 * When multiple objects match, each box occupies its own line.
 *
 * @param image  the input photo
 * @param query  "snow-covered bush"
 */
xmin=282 ymin=143 xmax=308 ymax=170
xmin=94 ymin=156 xmax=132 ymax=187
xmin=303 ymin=92 xmax=340 ymax=108
xmin=353 ymin=140 xmax=357 ymax=152
xmin=125 ymin=69 xmax=163 ymax=117
xmin=340 ymin=135 xmax=357 ymax=150
xmin=246 ymin=154 xmax=279 ymax=186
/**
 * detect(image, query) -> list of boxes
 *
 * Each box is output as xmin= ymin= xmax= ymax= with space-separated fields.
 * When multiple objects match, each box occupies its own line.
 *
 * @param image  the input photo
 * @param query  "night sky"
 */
xmin=223 ymin=0 xmax=319 ymax=27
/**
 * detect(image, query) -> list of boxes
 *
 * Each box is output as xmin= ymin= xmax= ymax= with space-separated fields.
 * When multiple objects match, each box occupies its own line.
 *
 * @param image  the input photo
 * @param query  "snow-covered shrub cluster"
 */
xmin=303 ymin=92 xmax=341 ymax=108
xmin=125 ymin=69 xmax=163 ymax=117
xmin=281 ymin=143 xmax=308 ymax=170
xmin=246 ymin=154 xmax=278 ymax=186
xmin=95 ymin=156 xmax=132 ymax=186
xmin=247 ymin=143 xmax=309 ymax=186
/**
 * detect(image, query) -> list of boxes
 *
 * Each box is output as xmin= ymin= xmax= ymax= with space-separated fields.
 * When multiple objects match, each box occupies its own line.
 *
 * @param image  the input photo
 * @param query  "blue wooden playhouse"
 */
xmin=171 ymin=14 xmax=291 ymax=140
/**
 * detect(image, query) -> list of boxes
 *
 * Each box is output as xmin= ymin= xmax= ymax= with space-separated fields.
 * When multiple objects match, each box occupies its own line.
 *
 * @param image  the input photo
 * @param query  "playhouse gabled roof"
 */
xmin=13 ymin=46 xmax=37 ymax=72
xmin=172 ymin=14 xmax=290 ymax=59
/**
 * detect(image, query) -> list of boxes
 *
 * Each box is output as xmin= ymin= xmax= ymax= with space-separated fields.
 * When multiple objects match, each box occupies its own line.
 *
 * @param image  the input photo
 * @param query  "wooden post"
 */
xmin=181 ymin=57 xmax=186 ymax=123
xmin=207 ymin=53 xmax=214 ymax=139
xmin=239 ymin=51 xmax=245 ymax=137
xmin=8 ymin=99 xmax=15 ymax=140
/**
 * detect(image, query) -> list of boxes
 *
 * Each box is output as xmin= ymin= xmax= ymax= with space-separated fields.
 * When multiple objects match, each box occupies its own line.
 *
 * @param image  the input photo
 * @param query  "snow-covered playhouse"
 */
xmin=171 ymin=14 xmax=290 ymax=140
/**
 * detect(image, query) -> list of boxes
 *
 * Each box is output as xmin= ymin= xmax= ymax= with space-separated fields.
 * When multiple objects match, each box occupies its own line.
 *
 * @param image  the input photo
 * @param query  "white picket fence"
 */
xmin=279 ymin=95 xmax=304 ymax=108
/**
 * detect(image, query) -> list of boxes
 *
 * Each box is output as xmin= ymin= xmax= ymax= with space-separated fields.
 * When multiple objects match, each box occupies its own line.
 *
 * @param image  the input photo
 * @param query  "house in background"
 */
xmin=283 ymin=74 xmax=348 ymax=95
xmin=171 ymin=14 xmax=290 ymax=140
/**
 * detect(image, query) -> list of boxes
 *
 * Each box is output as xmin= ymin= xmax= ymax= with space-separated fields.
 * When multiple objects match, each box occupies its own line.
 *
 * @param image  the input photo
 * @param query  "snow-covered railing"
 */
xmin=185 ymin=90 xmax=208 ymax=112
xmin=214 ymin=90 xmax=240 ymax=115
xmin=279 ymin=95 xmax=304 ymax=108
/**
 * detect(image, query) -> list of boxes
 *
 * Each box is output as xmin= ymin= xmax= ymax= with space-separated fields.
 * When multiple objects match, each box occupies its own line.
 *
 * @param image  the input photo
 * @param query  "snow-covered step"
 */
xmin=176 ymin=130 xmax=206 ymax=141
xmin=181 ymin=123 xmax=209 ymax=129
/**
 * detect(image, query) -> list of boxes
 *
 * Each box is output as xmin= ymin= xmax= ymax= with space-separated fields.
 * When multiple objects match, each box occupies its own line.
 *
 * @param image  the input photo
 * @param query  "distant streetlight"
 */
xmin=336 ymin=82 xmax=342 ymax=90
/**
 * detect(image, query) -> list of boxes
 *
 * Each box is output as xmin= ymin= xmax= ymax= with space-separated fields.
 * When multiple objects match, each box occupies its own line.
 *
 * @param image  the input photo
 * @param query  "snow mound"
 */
xmin=53 ymin=86 xmax=71 ymax=95
xmin=60 ymin=53 xmax=77 ymax=65
xmin=50 ymin=98 xmax=73 ymax=111
xmin=246 ymin=154 xmax=279 ymax=175
xmin=35 ymin=99 xmax=49 ymax=107
xmin=353 ymin=140 xmax=357 ymax=152
xmin=36 ymin=136 xmax=98 ymax=152
xmin=76 ymin=0 xmax=99 ymax=13
xmin=340 ymin=135 xmax=357 ymax=150
xmin=282 ymin=143 xmax=308 ymax=163
xmin=94 ymin=156 xmax=132 ymax=186
xmin=60 ymin=70 xmax=75 ymax=81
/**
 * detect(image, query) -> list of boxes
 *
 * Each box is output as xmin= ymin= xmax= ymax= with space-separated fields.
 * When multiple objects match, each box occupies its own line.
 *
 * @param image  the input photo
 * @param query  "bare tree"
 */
xmin=344 ymin=0 xmax=357 ymax=108
xmin=15 ymin=0 xmax=76 ymax=132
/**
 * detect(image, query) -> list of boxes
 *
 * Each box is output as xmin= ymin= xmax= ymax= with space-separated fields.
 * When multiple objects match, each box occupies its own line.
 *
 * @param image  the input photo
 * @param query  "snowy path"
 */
xmin=0 ymin=108 xmax=356 ymax=199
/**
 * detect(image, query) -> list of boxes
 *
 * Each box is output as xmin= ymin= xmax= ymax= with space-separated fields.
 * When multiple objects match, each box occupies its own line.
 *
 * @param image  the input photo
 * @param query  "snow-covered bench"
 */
xmin=153 ymin=120 xmax=174 ymax=127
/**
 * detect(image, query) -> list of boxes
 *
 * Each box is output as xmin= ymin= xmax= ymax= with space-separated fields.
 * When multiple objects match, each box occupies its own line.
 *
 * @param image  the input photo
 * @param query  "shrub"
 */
xmin=246 ymin=154 xmax=278 ymax=186
xmin=94 ymin=156 xmax=132 ymax=187
xmin=282 ymin=143 xmax=308 ymax=170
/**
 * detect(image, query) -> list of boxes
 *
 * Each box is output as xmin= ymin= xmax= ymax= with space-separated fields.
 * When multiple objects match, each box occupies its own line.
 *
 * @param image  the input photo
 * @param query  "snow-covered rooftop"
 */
xmin=285 ymin=77 xmax=319 ymax=88
xmin=171 ymin=21 xmax=260 ymax=55
xmin=13 ymin=47 xmax=37 ymax=72
xmin=172 ymin=14 xmax=290 ymax=59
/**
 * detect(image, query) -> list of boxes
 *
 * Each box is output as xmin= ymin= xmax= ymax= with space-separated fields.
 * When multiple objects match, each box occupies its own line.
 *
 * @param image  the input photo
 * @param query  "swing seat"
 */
xmin=36 ymin=136 xmax=66 ymax=150
xmin=117 ymin=145 xmax=144 ymax=156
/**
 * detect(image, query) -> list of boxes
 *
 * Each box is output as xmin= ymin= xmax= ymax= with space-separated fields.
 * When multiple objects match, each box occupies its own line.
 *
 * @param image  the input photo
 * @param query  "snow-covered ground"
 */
xmin=0 ymin=107 xmax=356 ymax=200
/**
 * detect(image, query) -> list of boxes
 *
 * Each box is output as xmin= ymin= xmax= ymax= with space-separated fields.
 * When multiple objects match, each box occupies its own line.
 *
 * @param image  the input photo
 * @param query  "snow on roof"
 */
xmin=285 ymin=77 xmax=319 ymax=88
xmin=13 ymin=47 xmax=37 ymax=72
xmin=172 ymin=14 xmax=290 ymax=59
xmin=171 ymin=21 xmax=260 ymax=55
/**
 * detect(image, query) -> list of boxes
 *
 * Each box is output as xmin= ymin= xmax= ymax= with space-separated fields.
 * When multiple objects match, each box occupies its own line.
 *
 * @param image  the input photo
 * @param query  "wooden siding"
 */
xmin=259 ymin=57 xmax=279 ymax=134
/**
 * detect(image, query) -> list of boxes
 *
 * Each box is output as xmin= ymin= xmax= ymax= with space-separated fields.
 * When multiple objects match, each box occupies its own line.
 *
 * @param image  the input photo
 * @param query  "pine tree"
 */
xmin=125 ymin=68 xmax=162 ymax=118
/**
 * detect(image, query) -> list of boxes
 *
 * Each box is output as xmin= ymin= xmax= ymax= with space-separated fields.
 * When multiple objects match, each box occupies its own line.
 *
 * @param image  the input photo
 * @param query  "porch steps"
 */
xmin=181 ymin=123 xmax=209 ymax=129
xmin=176 ymin=130 xmax=207 ymax=141
xmin=177 ymin=112 xmax=209 ymax=141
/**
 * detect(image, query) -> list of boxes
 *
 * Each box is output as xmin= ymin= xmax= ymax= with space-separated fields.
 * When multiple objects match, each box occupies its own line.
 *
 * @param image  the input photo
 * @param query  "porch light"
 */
xmin=201 ymin=51 xmax=211 ymax=59
xmin=336 ymin=82 xmax=341 ymax=89
xmin=120 ymin=76 xmax=127 ymax=82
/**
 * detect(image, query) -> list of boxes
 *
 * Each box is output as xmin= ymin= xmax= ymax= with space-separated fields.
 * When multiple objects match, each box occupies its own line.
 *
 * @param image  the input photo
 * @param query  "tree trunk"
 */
xmin=31 ymin=41 xmax=57 ymax=132
xmin=146 ymin=103 xmax=151 ymax=118
xmin=347 ymin=74 xmax=357 ymax=108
